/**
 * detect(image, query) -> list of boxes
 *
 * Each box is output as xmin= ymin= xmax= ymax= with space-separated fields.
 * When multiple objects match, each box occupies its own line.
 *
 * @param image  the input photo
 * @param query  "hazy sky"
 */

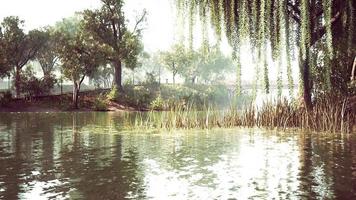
xmin=0 ymin=0 xmax=176 ymax=51
xmin=0 ymin=0 xmax=299 ymax=83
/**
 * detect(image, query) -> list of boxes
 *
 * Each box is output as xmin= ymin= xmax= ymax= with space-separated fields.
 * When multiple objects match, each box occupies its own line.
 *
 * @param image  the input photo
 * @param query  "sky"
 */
xmin=0 ymin=0 xmax=299 ymax=84
xmin=0 ymin=0 xmax=176 ymax=51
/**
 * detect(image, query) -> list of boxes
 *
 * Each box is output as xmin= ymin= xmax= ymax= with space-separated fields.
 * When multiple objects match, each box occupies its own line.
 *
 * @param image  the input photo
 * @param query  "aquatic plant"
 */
xmin=128 ymin=97 xmax=354 ymax=133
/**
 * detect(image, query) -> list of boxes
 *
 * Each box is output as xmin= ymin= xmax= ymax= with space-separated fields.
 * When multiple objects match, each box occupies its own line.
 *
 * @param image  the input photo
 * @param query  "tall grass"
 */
xmin=126 ymin=98 xmax=355 ymax=133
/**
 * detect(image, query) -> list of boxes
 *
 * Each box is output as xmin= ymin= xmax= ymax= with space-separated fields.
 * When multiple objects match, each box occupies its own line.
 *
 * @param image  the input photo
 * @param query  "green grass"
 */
xmin=125 ymin=98 xmax=354 ymax=133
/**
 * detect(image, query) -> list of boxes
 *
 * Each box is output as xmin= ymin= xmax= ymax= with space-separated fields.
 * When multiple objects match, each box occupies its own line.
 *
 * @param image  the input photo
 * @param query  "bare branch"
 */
xmin=133 ymin=9 xmax=147 ymax=34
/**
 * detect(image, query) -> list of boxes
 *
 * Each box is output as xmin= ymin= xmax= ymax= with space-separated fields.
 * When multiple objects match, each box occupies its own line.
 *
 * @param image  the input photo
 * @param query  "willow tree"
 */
xmin=175 ymin=0 xmax=355 ymax=109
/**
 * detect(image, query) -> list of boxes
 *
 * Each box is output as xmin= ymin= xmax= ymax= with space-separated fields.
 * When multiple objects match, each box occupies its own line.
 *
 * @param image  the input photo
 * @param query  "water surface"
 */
xmin=0 ymin=112 xmax=355 ymax=199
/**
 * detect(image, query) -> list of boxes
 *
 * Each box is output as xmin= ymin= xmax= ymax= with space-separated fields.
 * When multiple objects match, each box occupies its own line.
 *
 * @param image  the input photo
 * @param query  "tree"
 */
xmin=159 ymin=44 xmax=191 ymax=85
xmin=35 ymin=28 xmax=60 ymax=78
xmin=89 ymin=64 xmax=114 ymax=88
xmin=0 ymin=27 xmax=11 ymax=78
xmin=182 ymin=46 xmax=233 ymax=84
xmin=56 ymin=18 xmax=105 ymax=108
xmin=175 ymin=0 xmax=355 ymax=110
xmin=1 ymin=16 xmax=47 ymax=96
xmin=82 ymin=0 xmax=146 ymax=91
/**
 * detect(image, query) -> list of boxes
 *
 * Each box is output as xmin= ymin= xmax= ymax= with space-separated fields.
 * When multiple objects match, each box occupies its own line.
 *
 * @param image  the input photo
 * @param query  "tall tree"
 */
xmin=35 ymin=28 xmax=60 ymax=78
xmin=0 ymin=27 xmax=11 ymax=78
xmin=159 ymin=44 xmax=191 ymax=85
xmin=1 ymin=16 xmax=47 ymax=96
xmin=56 ymin=18 xmax=105 ymax=108
xmin=182 ymin=46 xmax=233 ymax=84
xmin=82 ymin=0 xmax=146 ymax=91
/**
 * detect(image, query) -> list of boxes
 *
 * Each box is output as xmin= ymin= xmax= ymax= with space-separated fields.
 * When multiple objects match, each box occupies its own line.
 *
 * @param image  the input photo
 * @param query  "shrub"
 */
xmin=150 ymin=95 xmax=164 ymax=110
xmin=107 ymin=86 xmax=120 ymax=101
xmin=93 ymin=98 xmax=108 ymax=111
xmin=0 ymin=91 xmax=12 ymax=106
xmin=15 ymin=67 xmax=57 ymax=98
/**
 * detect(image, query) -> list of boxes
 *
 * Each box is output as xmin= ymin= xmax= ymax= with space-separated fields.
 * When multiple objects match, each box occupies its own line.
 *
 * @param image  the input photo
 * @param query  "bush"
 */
xmin=150 ymin=95 xmax=164 ymax=110
xmin=0 ymin=91 xmax=12 ymax=106
xmin=107 ymin=86 xmax=120 ymax=101
xmin=93 ymin=98 xmax=108 ymax=111
xmin=108 ymin=84 xmax=157 ymax=109
xmin=15 ymin=67 xmax=57 ymax=98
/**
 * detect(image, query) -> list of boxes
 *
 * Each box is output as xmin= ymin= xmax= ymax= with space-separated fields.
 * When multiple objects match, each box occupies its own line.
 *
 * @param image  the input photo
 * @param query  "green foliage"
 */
xmin=93 ymin=97 xmax=108 ymax=111
xmin=1 ymin=16 xmax=47 ymax=94
xmin=15 ymin=66 xmax=56 ymax=98
xmin=0 ymin=91 xmax=12 ymax=106
xmin=159 ymin=44 xmax=191 ymax=84
xmin=0 ymin=30 xmax=11 ymax=78
xmin=90 ymin=65 xmax=113 ymax=88
xmin=56 ymin=16 xmax=105 ymax=108
xmin=150 ymin=95 xmax=164 ymax=111
xmin=175 ymin=0 xmax=354 ymax=108
xmin=56 ymin=17 xmax=104 ymax=84
xmin=82 ymin=0 xmax=146 ymax=88
xmin=36 ymin=28 xmax=60 ymax=77
xmin=263 ymin=59 xmax=270 ymax=94
xmin=159 ymin=45 xmax=233 ymax=84
xmin=121 ymin=85 xmax=154 ymax=109
xmin=107 ymin=86 xmax=120 ymax=101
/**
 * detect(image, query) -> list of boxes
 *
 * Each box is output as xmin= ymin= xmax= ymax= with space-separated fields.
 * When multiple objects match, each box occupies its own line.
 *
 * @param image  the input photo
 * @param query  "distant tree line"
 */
xmin=0 ymin=0 xmax=146 ymax=108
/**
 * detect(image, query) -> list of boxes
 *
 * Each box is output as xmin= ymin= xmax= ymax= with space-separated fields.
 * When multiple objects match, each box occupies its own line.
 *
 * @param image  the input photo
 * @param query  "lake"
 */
xmin=0 ymin=112 xmax=355 ymax=199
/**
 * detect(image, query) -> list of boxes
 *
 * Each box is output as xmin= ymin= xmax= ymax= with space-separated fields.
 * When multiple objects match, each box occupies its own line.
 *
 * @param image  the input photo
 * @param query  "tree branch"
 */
xmin=351 ymin=57 xmax=356 ymax=82
xmin=311 ymin=11 xmax=341 ymax=46
xmin=133 ymin=10 xmax=147 ymax=34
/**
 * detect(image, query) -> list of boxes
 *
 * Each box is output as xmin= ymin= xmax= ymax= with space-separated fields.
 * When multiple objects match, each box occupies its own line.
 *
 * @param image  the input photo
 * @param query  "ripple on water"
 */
xmin=0 ymin=113 xmax=355 ymax=199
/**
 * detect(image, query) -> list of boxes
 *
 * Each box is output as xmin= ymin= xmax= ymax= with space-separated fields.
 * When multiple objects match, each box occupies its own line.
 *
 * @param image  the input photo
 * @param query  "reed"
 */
xmin=127 ymin=98 xmax=355 ymax=133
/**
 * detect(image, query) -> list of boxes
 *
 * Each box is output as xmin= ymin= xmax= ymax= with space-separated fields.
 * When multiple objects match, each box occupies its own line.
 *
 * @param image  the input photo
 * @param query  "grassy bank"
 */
xmin=125 ymin=98 xmax=355 ymax=133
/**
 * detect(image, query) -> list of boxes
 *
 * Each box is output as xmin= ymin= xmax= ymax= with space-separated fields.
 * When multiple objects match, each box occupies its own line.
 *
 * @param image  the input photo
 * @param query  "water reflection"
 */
xmin=0 ymin=113 xmax=355 ymax=199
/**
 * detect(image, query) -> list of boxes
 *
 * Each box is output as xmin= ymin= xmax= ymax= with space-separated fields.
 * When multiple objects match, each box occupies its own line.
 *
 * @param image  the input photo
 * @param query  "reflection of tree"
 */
xmin=142 ymin=132 xmax=229 ymax=187
xmin=57 ymin=132 xmax=146 ymax=199
xmin=298 ymin=134 xmax=356 ymax=199
xmin=0 ymin=115 xmax=35 ymax=199
xmin=298 ymin=135 xmax=315 ymax=197
xmin=0 ymin=113 xmax=147 ymax=199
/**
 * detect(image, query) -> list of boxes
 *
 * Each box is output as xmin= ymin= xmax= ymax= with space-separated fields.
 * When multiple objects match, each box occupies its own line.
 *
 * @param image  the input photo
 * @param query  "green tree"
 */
xmin=191 ymin=46 xmax=233 ymax=84
xmin=0 ymin=27 xmax=11 ymax=78
xmin=175 ymin=0 xmax=355 ymax=110
xmin=82 ymin=0 xmax=146 ymax=91
xmin=1 ymin=16 xmax=47 ymax=96
xmin=35 ymin=28 xmax=60 ymax=78
xmin=89 ymin=64 xmax=114 ymax=88
xmin=159 ymin=44 xmax=191 ymax=85
xmin=56 ymin=18 xmax=105 ymax=108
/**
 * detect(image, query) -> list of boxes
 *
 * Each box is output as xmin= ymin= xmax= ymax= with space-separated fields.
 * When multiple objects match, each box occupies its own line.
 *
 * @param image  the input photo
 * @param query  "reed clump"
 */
xmin=128 ymin=98 xmax=355 ymax=133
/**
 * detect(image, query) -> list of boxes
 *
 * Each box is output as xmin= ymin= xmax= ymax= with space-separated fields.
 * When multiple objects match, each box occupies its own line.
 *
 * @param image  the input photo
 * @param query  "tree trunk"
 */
xmin=173 ymin=73 xmax=175 ymax=85
xmin=73 ymin=81 xmax=79 ymax=109
xmin=351 ymin=57 xmax=356 ymax=82
xmin=72 ymin=76 xmax=85 ymax=109
xmin=299 ymin=51 xmax=312 ymax=111
xmin=113 ymin=60 xmax=123 ymax=91
xmin=15 ymin=66 xmax=21 ymax=97
xmin=192 ymin=76 xmax=196 ymax=84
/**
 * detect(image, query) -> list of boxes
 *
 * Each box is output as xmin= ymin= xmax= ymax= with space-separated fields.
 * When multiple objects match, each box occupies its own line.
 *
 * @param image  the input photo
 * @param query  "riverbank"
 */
xmin=0 ymin=90 xmax=142 ymax=112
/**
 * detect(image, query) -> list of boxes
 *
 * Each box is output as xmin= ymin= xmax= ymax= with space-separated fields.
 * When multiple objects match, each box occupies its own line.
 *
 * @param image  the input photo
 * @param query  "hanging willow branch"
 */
xmin=188 ymin=1 xmax=196 ymax=50
xmin=283 ymin=1 xmax=294 ymax=98
xmin=300 ymin=0 xmax=311 ymax=60
xmin=174 ymin=0 xmax=349 ymax=100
